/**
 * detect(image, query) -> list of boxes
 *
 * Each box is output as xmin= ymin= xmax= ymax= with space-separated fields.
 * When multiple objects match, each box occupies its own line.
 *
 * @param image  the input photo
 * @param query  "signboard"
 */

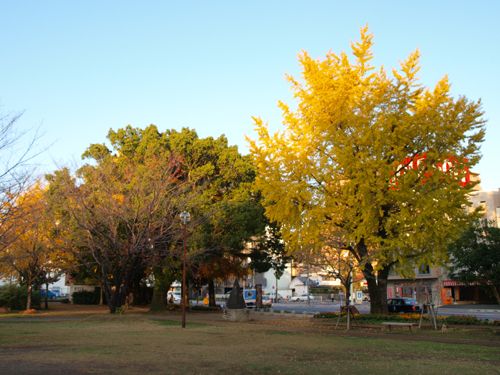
xmin=390 ymin=153 xmax=470 ymax=189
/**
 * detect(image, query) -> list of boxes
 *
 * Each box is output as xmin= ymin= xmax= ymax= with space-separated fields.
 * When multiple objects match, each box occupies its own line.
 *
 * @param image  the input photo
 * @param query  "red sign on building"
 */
xmin=390 ymin=153 xmax=470 ymax=189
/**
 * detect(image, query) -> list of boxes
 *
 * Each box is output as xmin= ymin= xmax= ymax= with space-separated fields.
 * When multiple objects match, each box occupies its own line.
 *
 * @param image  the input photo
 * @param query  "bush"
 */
xmin=314 ymin=312 xmax=488 ymax=325
xmin=190 ymin=305 xmax=222 ymax=312
xmin=440 ymin=315 xmax=483 ymax=325
xmin=0 ymin=285 xmax=41 ymax=311
xmin=72 ymin=290 xmax=100 ymax=305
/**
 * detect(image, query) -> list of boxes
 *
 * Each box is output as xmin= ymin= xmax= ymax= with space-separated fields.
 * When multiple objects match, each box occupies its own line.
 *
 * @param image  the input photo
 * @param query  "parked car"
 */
xmin=40 ymin=289 xmax=58 ymax=299
xmin=387 ymin=298 xmax=421 ymax=313
xmin=290 ymin=294 xmax=315 ymax=302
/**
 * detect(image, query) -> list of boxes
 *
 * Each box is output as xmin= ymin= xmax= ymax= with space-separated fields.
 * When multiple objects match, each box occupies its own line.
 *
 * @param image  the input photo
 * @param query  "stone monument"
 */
xmin=224 ymin=279 xmax=249 ymax=321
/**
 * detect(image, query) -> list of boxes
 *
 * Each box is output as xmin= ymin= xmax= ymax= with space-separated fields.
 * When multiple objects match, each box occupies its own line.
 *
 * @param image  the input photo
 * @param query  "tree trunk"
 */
xmin=362 ymin=262 xmax=390 ymax=314
xmin=275 ymin=273 xmax=279 ymax=302
xmin=45 ymin=282 xmax=49 ymax=310
xmin=102 ymin=279 xmax=124 ymax=314
xmin=26 ymin=284 xmax=32 ymax=311
xmin=256 ymin=284 xmax=263 ymax=308
xmin=150 ymin=287 xmax=168 ymax=311
xmin=99 ymin=285 xmax=104 ymax=305
xmin=343 ymin=278 xmax=351 ymax=307
xmin=102 ymin=280 xmax=113 ymax=313
xmin=491 ymin=285 xmax=500 ymax=304
xmin=208 ymin=279 xmax=216 ymax=307
xmin=108 ymin=284 xmax=127 ymax=313
xmin=150 ymin=267 xmax=173 ymax=312
xmin=109 ymin=290 xmax=119 ymax=314
xmin=184 ymin=279 xmax=190 ymax=307
xmin=355 ymin=238 xmax=390 ymax=314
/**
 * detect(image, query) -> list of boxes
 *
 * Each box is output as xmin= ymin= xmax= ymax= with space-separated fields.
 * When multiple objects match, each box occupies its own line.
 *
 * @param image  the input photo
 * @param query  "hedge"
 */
xmin=72 ymin=290 xmax=100 ymax=305
xmin=0 ymin=285 xmax=41 ymax=311
xmin=314 ymin=312 xmax=494 ymax=326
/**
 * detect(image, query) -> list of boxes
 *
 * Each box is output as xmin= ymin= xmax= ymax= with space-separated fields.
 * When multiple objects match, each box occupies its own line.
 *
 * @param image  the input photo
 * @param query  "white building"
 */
xmin=469 ymin=188 xmax=500 ymax=228
xmin=253 ymin=264 xmax=293 ymax=298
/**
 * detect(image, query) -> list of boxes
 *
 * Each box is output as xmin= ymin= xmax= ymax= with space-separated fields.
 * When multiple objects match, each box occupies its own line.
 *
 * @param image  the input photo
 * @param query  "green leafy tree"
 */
xmin=164 ymin=128 xmax=266 ymax=306
xmin=249 ymin=27 xmax=485 ymax=313
xmin=61 ymin=125 xmax=266 ymax=312
xmin=448 ymin=222 xmax=500 ymax=303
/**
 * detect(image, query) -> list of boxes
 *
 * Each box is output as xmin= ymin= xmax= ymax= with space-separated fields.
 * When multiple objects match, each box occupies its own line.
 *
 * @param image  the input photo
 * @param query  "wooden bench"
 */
xmin=381 ymin=322 xmax=416 ymax=332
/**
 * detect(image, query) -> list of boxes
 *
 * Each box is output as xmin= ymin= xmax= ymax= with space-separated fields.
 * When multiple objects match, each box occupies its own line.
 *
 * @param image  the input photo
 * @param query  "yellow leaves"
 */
xmin=249 ymin=26 xmax=485 ymax=272
xmin=400 ymin=49 xmax=421 ymax=82
xmin=350 ymin=25 xmax=374 ymax=74
xmin=392 ymin=49 xmax=421 ymax=89
xmin=432 ymin=75 xmax=451 ymax=104
xmin=112 ymin=194 xmax=125 ymax=205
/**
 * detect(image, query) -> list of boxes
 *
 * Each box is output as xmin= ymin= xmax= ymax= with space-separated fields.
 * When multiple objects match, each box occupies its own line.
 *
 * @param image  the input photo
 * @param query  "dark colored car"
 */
xmin=387 ymin=298 xmax=421 ymax=313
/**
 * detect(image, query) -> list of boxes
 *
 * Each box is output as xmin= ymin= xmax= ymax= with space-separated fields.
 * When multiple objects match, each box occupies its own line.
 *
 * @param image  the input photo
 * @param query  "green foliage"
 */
xmin=0 ymin=285 xmax=40 ymax=310
xmin=190 ymin=305 xmax=222 ymax=312
xmin=314 ymin=312 xmax=487 ymax=325
xmin=72 ymin=290 xmax=100 ymax=305
xmin=48 ymin=124 xmax=267 ymax=313
xmin=249 ymin=222 xmax=290 ymax=277
xmin=166 ymin=128 xmax=267 ymax=284
xmin=448 ymin=222 xmax=500 ymax=285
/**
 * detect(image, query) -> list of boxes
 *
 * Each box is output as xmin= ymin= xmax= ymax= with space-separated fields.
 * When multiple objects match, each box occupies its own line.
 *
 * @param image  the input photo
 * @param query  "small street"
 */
xmin=267 ymin=301 xmax=500 ymax=321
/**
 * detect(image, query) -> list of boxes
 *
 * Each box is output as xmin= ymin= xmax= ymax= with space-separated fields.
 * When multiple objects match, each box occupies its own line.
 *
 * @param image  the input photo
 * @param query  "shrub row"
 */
xmin=0 ymin=285 xmax=41 ymax=311
xmin=314 ymin=312 xmax=495 ymax=326
xmin=72 ymin=290 xmax=100 ymax=305
xmin=190 ymin=305 xmax=222 ymax=312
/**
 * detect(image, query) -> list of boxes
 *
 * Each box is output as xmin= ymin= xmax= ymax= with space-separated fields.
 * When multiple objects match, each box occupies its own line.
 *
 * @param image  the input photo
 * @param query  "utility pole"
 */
xmin=180 ymin=211 xmax=191 ymax=329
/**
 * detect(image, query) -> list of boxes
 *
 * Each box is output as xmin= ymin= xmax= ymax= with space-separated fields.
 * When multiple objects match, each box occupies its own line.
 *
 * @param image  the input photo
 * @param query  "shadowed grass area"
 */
xmin=152 ymin=319 xmax=209 ymax=328
xmin=0 ymin=314 xmax=499 ymax=375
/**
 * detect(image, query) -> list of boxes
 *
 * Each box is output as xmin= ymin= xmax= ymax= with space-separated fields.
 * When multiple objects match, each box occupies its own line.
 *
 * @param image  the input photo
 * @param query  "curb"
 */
xmin=439 ymin=308 xmax=500 ymax=313
xmin=252 ymin=309 xmax=315 ymax=318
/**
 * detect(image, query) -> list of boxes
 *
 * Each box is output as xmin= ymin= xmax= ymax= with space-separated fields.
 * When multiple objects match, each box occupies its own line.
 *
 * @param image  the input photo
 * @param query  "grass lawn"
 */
xmin=0 ymin=307 xmax=499 ymax=374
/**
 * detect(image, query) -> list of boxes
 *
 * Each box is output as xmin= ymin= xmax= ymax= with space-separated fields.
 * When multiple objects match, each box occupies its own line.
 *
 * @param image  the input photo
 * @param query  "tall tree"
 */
xmin=56 ymin=125 xmax=266 ymax=312
xmin=167 ymin=128 xmax=266 ymax=306
xmin=249 ymin=222 xmax=291 ymax=302
xmin=249 ymin=27 xmax=485 ymax=313
xmin=0 ymin=112 xmax=40 ymax=254
xmin=53 ymin=138 xmax=184 ymax=313
xmin=0 ymin=184 xmax=65 ymax=310
xmin=448 ymin=221 xmax=500 ymax=303
xmin=106 ymin=126 xmax=266 ymax=308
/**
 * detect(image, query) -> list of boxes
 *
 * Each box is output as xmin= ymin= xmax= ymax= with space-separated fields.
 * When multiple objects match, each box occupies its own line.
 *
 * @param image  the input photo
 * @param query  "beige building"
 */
xmin=387 ymin=266 xmax=448 ymax=305
xmin=387 ymin=186 xmax=500 ymax=306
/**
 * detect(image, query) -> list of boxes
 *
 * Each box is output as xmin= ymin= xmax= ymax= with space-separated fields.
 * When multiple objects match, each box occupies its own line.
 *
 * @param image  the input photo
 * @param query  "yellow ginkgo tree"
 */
xmin=249 ymin=27 xmax=485 ymax=313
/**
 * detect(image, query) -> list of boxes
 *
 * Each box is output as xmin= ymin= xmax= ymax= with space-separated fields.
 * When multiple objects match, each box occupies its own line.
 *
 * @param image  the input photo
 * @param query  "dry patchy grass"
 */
xmin=0 ymin=309 xmax=499 ymax=375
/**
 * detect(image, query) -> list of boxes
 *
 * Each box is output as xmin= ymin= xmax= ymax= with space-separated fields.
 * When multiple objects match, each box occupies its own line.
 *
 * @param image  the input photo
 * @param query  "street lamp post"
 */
xmin=179 ymin=210 xmax=191 ymax=328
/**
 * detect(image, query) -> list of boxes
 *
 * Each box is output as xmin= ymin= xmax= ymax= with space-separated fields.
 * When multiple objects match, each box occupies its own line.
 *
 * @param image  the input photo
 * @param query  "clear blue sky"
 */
xmin=1 ymin=1 xmax=499 ymax=189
